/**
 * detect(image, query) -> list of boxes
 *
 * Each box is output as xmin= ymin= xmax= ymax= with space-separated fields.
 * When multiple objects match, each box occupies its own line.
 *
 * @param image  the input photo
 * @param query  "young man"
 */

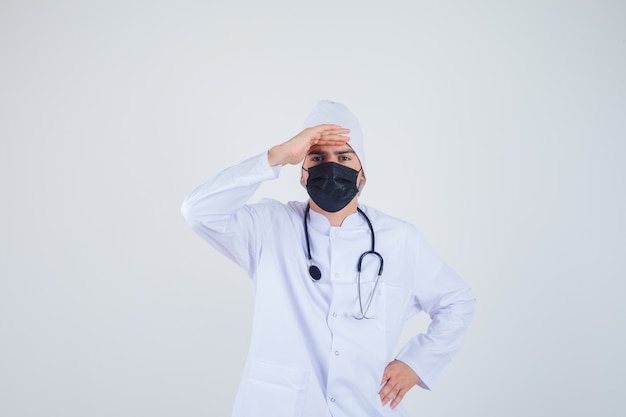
xmin=181 ymin=100 xmax=475 ymax=417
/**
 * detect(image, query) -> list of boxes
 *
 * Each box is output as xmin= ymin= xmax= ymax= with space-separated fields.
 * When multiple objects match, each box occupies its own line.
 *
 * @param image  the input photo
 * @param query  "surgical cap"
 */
xmin=303 ymin=100 xmax=367 ymax=175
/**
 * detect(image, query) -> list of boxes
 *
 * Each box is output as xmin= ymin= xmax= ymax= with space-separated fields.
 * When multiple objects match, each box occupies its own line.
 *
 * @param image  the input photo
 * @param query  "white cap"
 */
xmin=303 ymin=100 xmax=367 ymax=175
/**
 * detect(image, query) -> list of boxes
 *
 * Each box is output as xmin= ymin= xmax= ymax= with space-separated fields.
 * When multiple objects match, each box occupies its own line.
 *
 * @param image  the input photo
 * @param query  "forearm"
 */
xmin=396 ymin=280 xmax=476 ymax=390
xmin=181 ymin=152 xmax=280 ymax=230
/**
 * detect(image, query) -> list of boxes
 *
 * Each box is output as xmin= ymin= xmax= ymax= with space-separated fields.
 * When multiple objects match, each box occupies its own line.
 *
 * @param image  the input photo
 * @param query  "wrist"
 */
xmin=267 ymin=144 xmax=284 ymax=166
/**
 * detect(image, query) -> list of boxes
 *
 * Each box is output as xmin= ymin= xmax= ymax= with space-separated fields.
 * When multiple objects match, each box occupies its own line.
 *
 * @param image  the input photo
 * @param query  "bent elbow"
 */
xmin=180 ymin=197 xmax=201 ymax=229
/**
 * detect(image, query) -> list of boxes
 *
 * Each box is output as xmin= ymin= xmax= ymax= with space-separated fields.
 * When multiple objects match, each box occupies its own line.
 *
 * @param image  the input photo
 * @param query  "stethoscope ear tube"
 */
xmin=357 ymin=250 xmax=384 ymax=276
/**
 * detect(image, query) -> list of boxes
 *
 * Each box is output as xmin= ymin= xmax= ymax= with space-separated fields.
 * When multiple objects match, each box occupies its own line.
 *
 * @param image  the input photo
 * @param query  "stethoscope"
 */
xmin=304 ymin=204 xmax=384 ymax=320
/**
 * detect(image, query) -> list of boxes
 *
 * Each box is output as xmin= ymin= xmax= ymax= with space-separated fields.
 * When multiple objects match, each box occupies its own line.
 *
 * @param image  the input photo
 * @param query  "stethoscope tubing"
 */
xmin=303 ymin=204 xmax=384 ymax=319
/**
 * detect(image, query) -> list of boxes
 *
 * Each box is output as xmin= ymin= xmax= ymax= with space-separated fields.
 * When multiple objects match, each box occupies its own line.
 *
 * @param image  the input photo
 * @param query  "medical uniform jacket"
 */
xmin=181 ymin=152 xmax=476 ymax=417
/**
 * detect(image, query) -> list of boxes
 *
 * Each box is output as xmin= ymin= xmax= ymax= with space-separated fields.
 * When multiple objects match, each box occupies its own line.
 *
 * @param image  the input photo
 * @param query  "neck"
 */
xmin=309 ymin=198 xmax=358 ymax=226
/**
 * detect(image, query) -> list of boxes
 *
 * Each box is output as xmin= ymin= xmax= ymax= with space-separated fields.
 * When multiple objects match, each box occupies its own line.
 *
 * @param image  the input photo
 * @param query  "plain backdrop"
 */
xmin=1 ymin=1 xmax=625 ymax=416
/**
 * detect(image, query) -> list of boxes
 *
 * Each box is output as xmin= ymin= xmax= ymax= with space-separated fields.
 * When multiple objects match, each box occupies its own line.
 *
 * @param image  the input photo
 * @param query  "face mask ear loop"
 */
xmin=301 ymin=165 xmax=308 ymax=187
xmin=357 ymin=166 xmax=365 ymax=193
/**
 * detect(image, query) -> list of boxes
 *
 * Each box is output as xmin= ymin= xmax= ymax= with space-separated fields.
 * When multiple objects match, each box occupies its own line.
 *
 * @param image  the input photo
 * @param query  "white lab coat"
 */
xmin=181 ymin=152 xmax=476 ymax=417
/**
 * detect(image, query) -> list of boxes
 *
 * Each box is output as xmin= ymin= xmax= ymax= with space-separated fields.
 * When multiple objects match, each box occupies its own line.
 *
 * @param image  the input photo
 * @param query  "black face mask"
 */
xmin=303 ymin=162 xmax=361 ymax=212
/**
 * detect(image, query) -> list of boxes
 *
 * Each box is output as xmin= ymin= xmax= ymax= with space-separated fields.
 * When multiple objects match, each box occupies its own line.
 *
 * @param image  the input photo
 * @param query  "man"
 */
xmin=181 ymin=100 xmax=475 ymax=417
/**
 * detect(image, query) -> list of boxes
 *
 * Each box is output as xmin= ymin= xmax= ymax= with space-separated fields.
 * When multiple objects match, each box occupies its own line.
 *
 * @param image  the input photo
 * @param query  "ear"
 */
xmin=358 ymin=169 xmax=366 ymax=184
xmin=357 ymin=171 xmax=367 ymax=193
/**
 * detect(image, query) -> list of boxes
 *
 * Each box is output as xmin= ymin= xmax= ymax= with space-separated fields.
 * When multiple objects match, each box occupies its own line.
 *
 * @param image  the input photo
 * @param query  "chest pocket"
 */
xmin=235 ymin=360 xmax=309 ymax=417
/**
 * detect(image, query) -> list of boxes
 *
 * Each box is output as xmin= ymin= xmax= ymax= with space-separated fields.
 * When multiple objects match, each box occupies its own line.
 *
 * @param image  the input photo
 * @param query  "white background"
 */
xmin=1 ymin=1 xmax=625 ymax=416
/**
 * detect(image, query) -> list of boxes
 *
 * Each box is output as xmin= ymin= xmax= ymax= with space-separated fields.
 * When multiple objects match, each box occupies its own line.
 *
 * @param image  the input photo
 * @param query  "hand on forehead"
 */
xmin=313 ymin=124 xmax=350 ymax=146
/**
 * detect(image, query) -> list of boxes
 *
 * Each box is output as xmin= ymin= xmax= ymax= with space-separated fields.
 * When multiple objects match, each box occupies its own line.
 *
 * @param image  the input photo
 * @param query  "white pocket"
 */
xmin=237 ymin=360 xmax=309 ymax=417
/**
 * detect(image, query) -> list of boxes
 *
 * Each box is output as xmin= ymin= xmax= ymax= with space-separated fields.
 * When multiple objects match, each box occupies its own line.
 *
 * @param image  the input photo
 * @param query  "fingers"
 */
xmin=378 ymin=378 xmax=397 ymax=407
xmin=379 ymin=378 xmax=406 ymax=409
xmin=390 ymin=388 xmax=407 ymax=409
xmin=378 ymin=360 xmax=420 ymax=409
xmin=379 ymin=382 xmax=408 ymax=409
xmin=314 ymin=123 xmax=349 ymax=133
xmin=309 ymin=124 xmax=350 ymax=146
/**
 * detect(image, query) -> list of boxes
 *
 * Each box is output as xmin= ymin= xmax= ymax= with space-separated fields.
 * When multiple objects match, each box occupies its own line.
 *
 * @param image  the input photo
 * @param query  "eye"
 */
xmin=310 ymin=155 xmax=323 ymax=162
xmin=339 ymin=155 xmax=351 ymax=162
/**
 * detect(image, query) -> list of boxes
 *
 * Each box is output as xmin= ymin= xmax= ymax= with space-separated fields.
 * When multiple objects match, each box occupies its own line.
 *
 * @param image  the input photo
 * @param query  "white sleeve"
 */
xmin=180 ymin=152 xmax=281 ymax=275
xmin=395 ymin=231 xmax=476 ymax=390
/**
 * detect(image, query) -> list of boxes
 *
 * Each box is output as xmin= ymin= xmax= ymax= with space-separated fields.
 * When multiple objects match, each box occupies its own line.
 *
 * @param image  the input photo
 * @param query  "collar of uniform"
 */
xmin=307 ymin=206 xmax=366 ymax=235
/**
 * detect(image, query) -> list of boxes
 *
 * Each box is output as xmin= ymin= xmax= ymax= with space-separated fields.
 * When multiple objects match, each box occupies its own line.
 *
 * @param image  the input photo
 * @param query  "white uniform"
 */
xmin=181 ymin=152 xmax=476 ymax=417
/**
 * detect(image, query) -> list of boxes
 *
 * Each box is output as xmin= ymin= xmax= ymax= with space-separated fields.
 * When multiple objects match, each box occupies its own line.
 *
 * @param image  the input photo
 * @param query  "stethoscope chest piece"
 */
xmin=309 ymin=264 xmax=322 ymax=281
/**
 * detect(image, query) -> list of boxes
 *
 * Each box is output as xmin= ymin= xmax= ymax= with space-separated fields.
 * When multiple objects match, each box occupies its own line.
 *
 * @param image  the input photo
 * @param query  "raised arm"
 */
xmin=180 ymin=124 xmax=350 ymax=273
